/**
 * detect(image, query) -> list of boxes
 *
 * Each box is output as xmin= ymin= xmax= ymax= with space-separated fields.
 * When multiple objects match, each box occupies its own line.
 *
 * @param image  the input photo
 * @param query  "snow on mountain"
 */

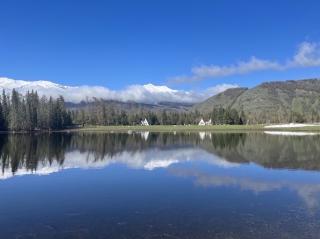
xmin=143 ymin=83 xmax=177 ymax=93
xmin=0 ymin=77 xmax=238 ymax=103
xmin=0 ymin=77 xmax=68 ymax=90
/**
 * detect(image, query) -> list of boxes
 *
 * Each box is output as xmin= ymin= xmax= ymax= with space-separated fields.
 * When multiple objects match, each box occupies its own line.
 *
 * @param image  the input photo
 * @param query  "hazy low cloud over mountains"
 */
xmin=0 ymin=77 xmax=238 ymax=103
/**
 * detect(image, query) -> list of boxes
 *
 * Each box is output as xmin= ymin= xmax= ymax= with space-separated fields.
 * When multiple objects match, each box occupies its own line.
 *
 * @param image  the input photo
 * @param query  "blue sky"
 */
xmin=1 ymin=0 xmax=320 ymax=92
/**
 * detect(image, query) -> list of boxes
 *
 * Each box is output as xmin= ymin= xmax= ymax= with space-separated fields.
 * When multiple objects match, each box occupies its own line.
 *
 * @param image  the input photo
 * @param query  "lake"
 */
xmin=0 ymin=131 xmax=320 ymax=239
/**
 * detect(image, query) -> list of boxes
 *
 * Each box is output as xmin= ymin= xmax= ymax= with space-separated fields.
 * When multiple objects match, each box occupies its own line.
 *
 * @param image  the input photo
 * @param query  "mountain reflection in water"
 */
xmin=1 ymin=132 xmax=320 ymax=239
xmin=2 ymin=131 xmax=320 ymax=176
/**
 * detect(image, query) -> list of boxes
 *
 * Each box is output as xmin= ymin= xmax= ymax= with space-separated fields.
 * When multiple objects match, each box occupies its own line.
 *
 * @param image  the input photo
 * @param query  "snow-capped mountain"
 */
xmin=0 ymin=77 xmax=68 ymax=90
xmin=0 ymin=77 xmax=238 ymax=103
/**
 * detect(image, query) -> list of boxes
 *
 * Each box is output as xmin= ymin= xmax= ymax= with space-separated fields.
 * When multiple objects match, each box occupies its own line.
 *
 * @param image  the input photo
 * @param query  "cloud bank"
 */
xmin=0 ymin=77 xmax=238 ymax=103
xmin=172 ymin=41 xmax=320 ymax=83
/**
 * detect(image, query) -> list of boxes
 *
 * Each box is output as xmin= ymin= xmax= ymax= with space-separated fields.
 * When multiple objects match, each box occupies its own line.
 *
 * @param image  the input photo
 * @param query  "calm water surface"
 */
xmin=1 ymin=131 xmax=320 ymax=238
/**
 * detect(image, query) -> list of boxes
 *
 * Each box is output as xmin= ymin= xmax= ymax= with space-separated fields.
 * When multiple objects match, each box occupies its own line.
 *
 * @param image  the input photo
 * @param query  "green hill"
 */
xmin=193 ymin=87 xmax=248 ymax=112
xmin=193 ymin=79 xmax=320 ymax=124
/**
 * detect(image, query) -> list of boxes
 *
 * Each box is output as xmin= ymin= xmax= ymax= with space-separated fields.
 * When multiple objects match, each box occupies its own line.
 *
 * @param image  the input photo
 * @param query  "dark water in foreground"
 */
xmin=1 ymin=131 xmax=320 ymax=239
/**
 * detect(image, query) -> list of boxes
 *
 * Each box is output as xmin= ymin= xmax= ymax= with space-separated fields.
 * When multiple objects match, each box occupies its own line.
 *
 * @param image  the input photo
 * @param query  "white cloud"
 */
xmin=289 ymin=41 xmax=320 ymax=67
xmin=172 ymin=41 xmax=320 ymax=83
xmin=192 ymin=57 xmax=281 ymax=78
xmin=0 ymin=77 xmax=238 ymax=103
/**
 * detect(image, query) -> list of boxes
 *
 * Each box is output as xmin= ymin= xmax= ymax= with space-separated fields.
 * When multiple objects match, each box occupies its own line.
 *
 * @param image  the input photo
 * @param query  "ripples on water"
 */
xmin=0 ymin=131 xmax=320 ymax=238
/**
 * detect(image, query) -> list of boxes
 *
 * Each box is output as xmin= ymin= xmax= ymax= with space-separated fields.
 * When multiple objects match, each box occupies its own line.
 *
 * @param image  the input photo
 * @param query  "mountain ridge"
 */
xmin=193 ymin=78 xmax=320 ymax=123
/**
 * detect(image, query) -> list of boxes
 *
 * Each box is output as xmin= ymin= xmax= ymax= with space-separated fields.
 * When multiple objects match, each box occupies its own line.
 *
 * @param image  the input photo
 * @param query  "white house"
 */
xmin=199 ymin=118 xmax=212 ymax=126
xmin=198 ymin=119 xmax=205 ymax=126
xmin=205 ymin=119 xmax=212 ymax=125
xmin=141 ymin=118 xmax=149 ymax=126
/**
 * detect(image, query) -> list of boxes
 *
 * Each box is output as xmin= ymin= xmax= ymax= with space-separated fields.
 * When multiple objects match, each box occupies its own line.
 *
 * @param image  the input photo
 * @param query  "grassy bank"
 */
xmin=63 ymin=124 xmax=320 ymax=133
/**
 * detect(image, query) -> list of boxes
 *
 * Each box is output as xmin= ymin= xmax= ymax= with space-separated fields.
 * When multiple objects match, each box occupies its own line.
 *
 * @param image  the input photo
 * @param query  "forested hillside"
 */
xmin=69 ymin=98 xmax=244 ymax=126
xmin=193 ymin=78 xmax=320 ymax=124
xmin=192 ymin=87 xmax=248 ymax=112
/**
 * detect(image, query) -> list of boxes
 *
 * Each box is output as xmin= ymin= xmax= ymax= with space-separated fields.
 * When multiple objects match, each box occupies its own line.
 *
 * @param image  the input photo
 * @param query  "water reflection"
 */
xmin=1 ymin=133 xmax=320 ymax=207
xmin=170 ymin=167 xmax=320 ymax=211
xmin=1 ymin=132 xmax=320 ymax=176
xmin=1 ymin=132 xmax=320 ymax=238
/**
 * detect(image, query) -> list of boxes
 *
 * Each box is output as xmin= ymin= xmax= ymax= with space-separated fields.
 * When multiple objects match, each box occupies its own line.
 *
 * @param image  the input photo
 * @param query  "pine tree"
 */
xmin=2 ymin=90 xmax=9 ymax=130
xmin=0 ymin=100 xmax=5 ymax=130
xmin=9 ymin=89 xmax=21 ymax=131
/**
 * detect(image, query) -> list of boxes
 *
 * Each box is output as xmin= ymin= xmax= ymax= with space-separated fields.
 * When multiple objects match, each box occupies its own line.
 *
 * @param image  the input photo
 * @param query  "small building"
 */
xmin=205 ymin=119 xmax=212 ymax=125
xmin=198 ymin=118 xmax=205 ymax=126
xmin=141 ymin=118 xmax=149 ymax=126
xmin=199 ymin=118 xmax=212 ymax=126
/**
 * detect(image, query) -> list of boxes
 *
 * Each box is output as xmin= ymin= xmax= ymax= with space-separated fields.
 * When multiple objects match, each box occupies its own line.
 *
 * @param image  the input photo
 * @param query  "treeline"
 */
xmin=70 ymin=99 xmax=247 ymax=126
xmin=206 ymin=107 xmax=246 ymax=125
xmin=0 ymin=91 xmax=246 ymax=131
xmin=0 ymin=90 xmax=71 ymax=131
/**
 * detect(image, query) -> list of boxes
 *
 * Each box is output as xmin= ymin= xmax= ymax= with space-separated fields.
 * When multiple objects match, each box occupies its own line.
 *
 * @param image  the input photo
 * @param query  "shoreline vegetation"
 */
xmin=60 ymin=124 xmax=320 ymax=133
xmin=2 ymin=124 xmax=320 ymax=134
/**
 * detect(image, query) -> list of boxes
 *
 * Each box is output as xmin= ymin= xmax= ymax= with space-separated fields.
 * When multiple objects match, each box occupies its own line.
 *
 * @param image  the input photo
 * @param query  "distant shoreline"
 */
xmin=60 ymin=124 xmax=320 ymax=133
xmin=2 ymin=124 xmax=320 ymax=134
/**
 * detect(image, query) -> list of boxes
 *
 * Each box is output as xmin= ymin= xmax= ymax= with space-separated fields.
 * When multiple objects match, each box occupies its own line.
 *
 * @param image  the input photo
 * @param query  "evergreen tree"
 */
xmin=0 ymin=100 xmax=5 ymax=130
xmin=1 ymin=90 xmax=9 ymax=130
xmin=9 ymin=89 xmax=21 ymax=131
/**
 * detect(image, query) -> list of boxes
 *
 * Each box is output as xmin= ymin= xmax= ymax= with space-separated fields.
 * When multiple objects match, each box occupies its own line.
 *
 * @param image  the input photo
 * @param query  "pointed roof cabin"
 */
xmin=198 ymin=118 xmax=205 ymax=126
xmin=141 ymin=118 xmax=149 ymax=126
